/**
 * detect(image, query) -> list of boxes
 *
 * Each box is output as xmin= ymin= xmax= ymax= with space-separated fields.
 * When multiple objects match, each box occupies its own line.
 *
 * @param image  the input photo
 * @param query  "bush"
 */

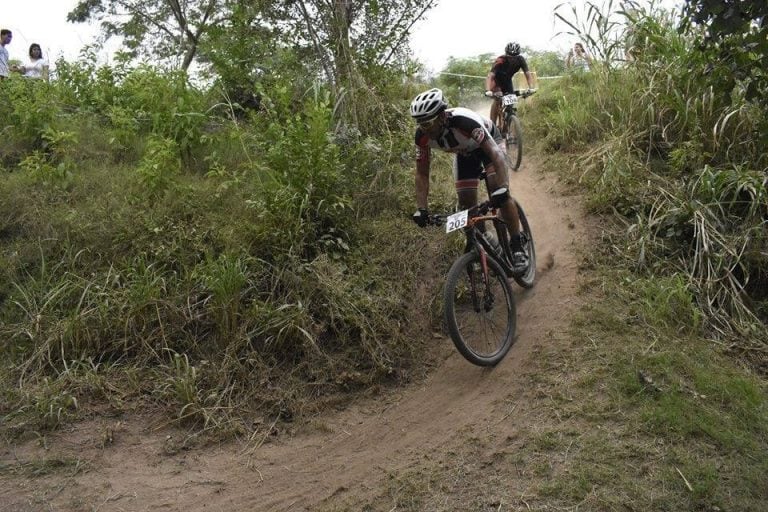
xmin=528 ymin=2 xmax=768 ymax=358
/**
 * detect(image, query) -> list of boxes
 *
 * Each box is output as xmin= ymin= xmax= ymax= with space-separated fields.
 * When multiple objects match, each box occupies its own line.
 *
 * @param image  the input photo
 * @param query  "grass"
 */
xmin=0 ymin=67 xmax=448 ymax=435
xmin=0 ymin=149 xmax=457 ymax=438
xmin=529 ymin=0 xmax=768 ymax=358
xmin=498 ymin=22 xmax=768 ymax=502
xmin=2 ymin=6 xmax=767 ymax=511
xmin=0 ymin=457 xmax=86 ymax=478
xmin=1 ymin=62 xmax=432 ymax=438
xmin=525 ymin=254 xmax=767 ymax=510
xmin=327 ymin=260 xmax=767 ymax=511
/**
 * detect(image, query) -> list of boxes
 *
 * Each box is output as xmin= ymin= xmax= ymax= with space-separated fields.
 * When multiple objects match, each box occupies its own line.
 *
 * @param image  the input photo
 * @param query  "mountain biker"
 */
xmin=410 ymin=88 xmax=529 ymax=273
xmin=485 ymin=42 xmax=535 ymax=129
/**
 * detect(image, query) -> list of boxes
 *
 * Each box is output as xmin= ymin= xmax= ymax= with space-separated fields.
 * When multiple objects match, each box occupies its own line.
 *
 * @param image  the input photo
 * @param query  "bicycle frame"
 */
xmin=429 ymin=189 xmax=535 ymax=364
xmin=435 ymin=203 xmax=521 ymax=366
xmin=492 ymin=89 xmax=534 ymax=133
xmin=501 ymin=94 xmax=519 ymax=120
xmin=470 ymin=216 xmax=515 ymax=277
xmin=444 ymin=204 xmax=515 ymax=279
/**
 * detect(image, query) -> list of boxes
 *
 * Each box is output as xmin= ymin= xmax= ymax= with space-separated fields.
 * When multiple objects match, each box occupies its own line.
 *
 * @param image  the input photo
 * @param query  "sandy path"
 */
xmin=1 ymin=129 xmax=588 ymax=511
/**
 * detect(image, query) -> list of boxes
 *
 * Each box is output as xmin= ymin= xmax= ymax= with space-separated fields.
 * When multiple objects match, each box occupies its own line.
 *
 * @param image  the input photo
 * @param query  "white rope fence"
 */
xmin=438 ymin=71 xmax=563 ymax=80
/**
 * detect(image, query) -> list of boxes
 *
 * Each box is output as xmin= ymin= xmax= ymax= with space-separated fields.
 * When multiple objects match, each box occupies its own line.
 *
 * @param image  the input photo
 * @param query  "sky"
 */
xmin=410 ymin=0 xmax=684 ymax=73
xmin=410 ymin=0 xmax=574 ymax=73
xmin=2 ymin=0 xmax=682 ymax=71
xmin=1 ymin=1 xmax=102 ymax=65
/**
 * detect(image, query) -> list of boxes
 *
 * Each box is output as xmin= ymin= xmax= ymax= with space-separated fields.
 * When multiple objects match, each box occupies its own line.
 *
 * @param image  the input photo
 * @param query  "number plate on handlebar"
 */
xmin=502 ymin=94 xmax=518 ymax=107
xmin=445 ymin=210 xmax=469 ymax=233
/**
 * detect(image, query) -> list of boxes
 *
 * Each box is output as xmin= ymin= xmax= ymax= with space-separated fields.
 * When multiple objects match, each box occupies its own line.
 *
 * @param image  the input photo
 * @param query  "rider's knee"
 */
xmin=490 ymin=187 xmax=510 ymax=208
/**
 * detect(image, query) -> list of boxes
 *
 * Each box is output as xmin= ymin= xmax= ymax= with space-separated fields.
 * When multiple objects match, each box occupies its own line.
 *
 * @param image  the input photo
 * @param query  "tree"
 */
xmin=70 ymin=0 xmax=437 ymax=127
xmin=682 ymin=0 xmax=768 ymax=105
xmin=527 ymin=50 xmax=567 ymax=77
xmin=435 ymin=55 xmax=493 ymax=105
xmin=68 ymin=0 xmax=224 ymax=72
xmin=283 ymin=0 xmax=438 ymax=122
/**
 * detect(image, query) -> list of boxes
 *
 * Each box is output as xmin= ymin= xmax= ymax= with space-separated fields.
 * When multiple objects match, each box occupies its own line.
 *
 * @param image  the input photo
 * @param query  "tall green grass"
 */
xmin=533 ymin=1 xmax=767 ymax=360
xmin=0 ymin=57 xmax=438 ymax=434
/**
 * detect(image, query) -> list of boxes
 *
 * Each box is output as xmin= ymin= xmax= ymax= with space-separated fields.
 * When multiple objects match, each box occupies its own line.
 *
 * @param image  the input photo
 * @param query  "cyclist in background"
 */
xmin=485 ymin=42 xmax=535 ymax=128
xmin=409 ymin=88 xmax=529 ymax=273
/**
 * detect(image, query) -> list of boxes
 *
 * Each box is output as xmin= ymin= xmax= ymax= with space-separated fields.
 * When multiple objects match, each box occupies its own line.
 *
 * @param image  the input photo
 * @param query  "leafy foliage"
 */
xmin=68 ymin=0 xmax=225 ymax=71
xmin=0 ymin=34 xmax=432 ymax=432
xmin=527 ymin=49 xmax=567 ymax=77
xmin=67 ymin=0 xmax=436 ymax=130
xmin=435 ymin=55 xmax=493 ymax=105
xmin=136 ymin=136 xmax=181 ymax=198
xmin=531 ymin=1 xmax=768 ymax=363
xmin=682 ymin=0 xmax=768 ymax=106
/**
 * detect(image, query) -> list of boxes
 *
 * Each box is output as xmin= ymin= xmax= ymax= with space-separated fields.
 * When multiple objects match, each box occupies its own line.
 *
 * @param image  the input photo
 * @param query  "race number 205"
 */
xmin=446 ymin=210 xmax=468 ymax=233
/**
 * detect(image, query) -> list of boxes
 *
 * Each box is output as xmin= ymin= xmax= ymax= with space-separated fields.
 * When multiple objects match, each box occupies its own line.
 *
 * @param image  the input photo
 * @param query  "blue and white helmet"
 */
xmin=505 ymin=42 xmax=521 ymax=56
xmin=410 ymin=88 xmax=448 ymax=121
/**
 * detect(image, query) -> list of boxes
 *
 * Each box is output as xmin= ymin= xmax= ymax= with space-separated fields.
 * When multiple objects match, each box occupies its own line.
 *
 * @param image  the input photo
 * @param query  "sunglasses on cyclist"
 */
xmin=417 ymin=115 xmax=442 ymax=130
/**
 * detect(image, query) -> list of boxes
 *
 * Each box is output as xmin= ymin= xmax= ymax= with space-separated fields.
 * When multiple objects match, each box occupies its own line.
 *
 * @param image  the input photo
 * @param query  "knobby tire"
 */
xmin=506 ymin=114 xmax=523 ymax=171
xmin=444 ymin=251 xmax=517 ymax=366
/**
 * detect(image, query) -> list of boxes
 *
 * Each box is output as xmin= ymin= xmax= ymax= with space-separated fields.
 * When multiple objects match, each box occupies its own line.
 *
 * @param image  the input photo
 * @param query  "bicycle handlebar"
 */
xmin=426 ymin=201 xmax=495 ymax=227
xmin=427 ymin=214 xmax=445 ymax=226
xmin=484 ymin=89 xmax=537 ymax=98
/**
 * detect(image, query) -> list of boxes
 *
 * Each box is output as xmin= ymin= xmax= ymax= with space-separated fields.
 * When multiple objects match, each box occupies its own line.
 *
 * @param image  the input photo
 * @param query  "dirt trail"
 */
xmin=1 ymin=152 xmax=588 ymax=510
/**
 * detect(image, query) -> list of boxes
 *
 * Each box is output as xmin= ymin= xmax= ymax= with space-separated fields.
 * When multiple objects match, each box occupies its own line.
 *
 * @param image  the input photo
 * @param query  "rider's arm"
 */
xmin=415 ymin=146 xmax=431 ymax=209
xmin=524 ymin=70 xmax=534 ymax=89
xmin=485 ymin=71 xmax=497 ymax=92
xmin=520 ymin=57 xmax=534 ymax=89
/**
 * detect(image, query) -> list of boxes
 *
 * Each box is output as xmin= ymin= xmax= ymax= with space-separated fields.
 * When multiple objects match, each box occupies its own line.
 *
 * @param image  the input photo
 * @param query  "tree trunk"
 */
xmin=332 ymin=0 xmax=360 ymax=125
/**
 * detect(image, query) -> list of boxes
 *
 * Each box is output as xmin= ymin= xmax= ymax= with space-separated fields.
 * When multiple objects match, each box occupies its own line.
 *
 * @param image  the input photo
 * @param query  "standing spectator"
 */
xmin=19 ymin=43 xmax=49 ymax=80
xmin=0 ymin=29 xmax=12 ymax=80
xmin=566 ymin=42 xmax=593 ymax=72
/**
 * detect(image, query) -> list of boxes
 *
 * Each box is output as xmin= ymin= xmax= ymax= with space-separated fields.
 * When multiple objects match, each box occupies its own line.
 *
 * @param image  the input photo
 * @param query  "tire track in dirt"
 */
xmin=226 ymin=160 xmax=589 ymax=511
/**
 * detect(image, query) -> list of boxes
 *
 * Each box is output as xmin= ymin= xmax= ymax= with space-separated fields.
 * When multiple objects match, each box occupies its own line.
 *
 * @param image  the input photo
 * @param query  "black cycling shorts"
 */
xmin=453 ymin=125 xmax=503 ymax=190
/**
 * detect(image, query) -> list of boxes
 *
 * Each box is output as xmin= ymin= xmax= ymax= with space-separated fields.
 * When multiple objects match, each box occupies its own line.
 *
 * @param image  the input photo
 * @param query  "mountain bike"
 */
xmin=486 ymin=89 xmax=536 ymax=171
xmin=427 ymin=188 xmax=536 ymax=366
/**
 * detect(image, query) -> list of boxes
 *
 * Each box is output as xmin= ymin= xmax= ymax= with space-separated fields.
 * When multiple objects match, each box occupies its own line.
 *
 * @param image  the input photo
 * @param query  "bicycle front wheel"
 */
xmin=444 ymin=251 xmax=517 ymax=366
xmin=506 ymin=115 xmax=523 ymax=171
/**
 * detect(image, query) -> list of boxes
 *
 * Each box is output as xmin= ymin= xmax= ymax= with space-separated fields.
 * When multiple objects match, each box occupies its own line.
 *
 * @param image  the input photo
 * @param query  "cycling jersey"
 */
xmin=415 ymin=108 xmax=500 ymax=155
xmin=414 ymin=107 xmax=502 ymax=188
xmin=490 ymin=54 xmax=529 ymax=94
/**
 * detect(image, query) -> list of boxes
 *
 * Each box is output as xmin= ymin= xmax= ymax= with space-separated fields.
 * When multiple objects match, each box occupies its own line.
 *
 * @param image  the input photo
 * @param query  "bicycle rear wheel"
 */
xmin=506 ymin=115 xmax=523 ymax=171
xmin=444 ymin=251 xmax=516 ymax=366
xmin=513 ymin=202 xmax=536 ymax=288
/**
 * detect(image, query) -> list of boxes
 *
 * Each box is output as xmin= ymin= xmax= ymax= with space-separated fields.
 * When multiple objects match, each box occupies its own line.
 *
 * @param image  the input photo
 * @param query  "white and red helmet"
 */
xmin=410 ymin=88 xmax=448 ymax=121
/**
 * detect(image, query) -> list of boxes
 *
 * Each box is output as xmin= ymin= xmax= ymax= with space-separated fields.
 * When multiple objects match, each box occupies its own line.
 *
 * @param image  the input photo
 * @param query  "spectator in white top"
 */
xmin=19 ymin=43 xmax=49 ymax=80
xmin=566 ymin=42 xmax=593 ymax=72
xmin=0 ymin=29 xmax=12 ymax=80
